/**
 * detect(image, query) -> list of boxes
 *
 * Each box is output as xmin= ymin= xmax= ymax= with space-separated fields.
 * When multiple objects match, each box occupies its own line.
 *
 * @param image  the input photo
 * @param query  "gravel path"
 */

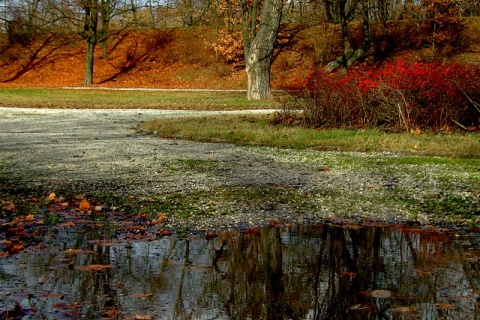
xmin=1 ymin=107 xmax=478 ymax=230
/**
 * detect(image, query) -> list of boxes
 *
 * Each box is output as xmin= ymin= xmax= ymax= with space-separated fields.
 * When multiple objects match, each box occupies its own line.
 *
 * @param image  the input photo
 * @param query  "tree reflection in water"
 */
xmin=1 ymin=223 xmax=479 ymax=319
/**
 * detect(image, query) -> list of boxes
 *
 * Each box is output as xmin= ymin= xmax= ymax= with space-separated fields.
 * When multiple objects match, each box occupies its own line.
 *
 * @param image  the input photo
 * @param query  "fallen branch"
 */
xmin=452 ymin=119 xmax=468 ymax=130
xmin=454 ymin=81 xmax=480 ymax=114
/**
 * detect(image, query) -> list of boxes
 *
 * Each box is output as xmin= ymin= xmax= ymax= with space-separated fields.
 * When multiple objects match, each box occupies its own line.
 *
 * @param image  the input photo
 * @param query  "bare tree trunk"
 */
xmin=246 ymin=53 xmax=274 ymax=100
xmin=84 ymin=40 xmax=95 ymax=85
xmin=100 ymin=0 xmax=111 ymax=59
xmin=183 ymin=0 xmax=193 ymax=26
xmin=242 ymin=0 xmax=283 ymax=100
xmin=82 ymin=0 xmax=99 ymax=85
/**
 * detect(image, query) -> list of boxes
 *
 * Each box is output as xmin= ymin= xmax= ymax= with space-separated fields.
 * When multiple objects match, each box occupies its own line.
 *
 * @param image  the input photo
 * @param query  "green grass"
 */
xmin=139 ymin=114 xmax=480 ymax=158
xmin=0 ymin=88 xmax=280 ymax=110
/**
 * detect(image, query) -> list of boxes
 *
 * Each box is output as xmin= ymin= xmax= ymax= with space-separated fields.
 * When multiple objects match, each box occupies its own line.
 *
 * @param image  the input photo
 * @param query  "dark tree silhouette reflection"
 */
xmin=1 ymin=223 xmax=479 ymax=319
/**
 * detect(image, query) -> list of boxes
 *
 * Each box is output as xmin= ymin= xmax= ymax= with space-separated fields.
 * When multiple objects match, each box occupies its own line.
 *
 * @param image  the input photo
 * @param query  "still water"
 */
xmin=1 ymin=223 xmax=480 ymax=319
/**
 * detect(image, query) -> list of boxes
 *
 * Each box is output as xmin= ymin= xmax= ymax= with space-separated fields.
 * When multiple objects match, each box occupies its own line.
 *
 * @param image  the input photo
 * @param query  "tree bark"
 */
xmin=82 ymin=0 xmax=99 ymax=85
xmin=242 ymin=0 xmax=283 ymax=100
xmin=84 ymin=40 xmax=95 ymax=85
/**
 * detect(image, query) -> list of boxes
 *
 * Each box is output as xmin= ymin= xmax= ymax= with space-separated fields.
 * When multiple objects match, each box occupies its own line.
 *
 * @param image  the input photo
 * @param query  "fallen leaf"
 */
xmin=160 ymin=230 xmax=173 ymax=237
xmin=45 ymin=192 xmax=56 ymax=202
xmin=349 ymin=304 xmax=375 ymax=313
xmin=4 ymin=241 xmax=24 ymax=255
xmin=53 ymin=301 xmax=80 ymax=309
xmin=35 ymin=292 xmax=65 ymax=298
xmin=0 ymin=302 xmax=36 ymax=319
xmin=64 ymin=249 xmax=95 ymax=255
xmin=79 ymin=199 xmax=90 ymax=211
xmin=75 ymin=264 xmax=112 ymax=271
xmin=392 ymin=306 xmax=418 ymax=314
xmin=135 ymin=315 xmax=154 ymax=320
xmin=436 ymin=303 xmax=456 ymax=310
xmin=74 ymin=193 xmax=86 ymax=200
xmin=411 ymin=128 xmax=422 ymax=135
xmin=1 ymin=202 xmax=16 ymax=211
xmin=361 ymin=289 xmax=394 ymax=298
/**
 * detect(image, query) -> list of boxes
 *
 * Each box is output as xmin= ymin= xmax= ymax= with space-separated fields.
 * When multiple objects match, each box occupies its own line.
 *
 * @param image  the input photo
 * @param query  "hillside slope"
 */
xmin=1 ymin=21 xmax=479 ymax=89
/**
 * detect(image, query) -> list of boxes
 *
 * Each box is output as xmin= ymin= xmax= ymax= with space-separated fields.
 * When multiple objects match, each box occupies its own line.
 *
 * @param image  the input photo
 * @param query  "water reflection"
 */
xmin=1 ymin=223 xmax=480 ymax=319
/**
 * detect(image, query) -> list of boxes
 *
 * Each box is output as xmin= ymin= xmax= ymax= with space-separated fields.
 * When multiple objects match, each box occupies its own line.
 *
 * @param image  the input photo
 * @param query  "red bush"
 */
xmin=295 ymin=57 xmax=480 ymax=131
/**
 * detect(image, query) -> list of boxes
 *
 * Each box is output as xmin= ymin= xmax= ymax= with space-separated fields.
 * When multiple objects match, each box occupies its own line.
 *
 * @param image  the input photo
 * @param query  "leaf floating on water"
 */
xmin=349 ymin=304 xmax=375 ymax=313
xmin=160 ymin=230 xmax=173 ymax=237
xmin=436 ymin=303 xmax=456 ymax=310
xmin=75 ymin=264 xmax=112 ymax=271
xmin=362 ymin=289 xmax=394 ymax=298
xmin=0 ymin=302 xmax=37 ymax=319
xmin=35 ymin=291 xmax=65 ymax=298
xmin=3 ymin=240 xmax=24 ymax=255
xmin=64 ymin=249 xmax=95 ymax=255
xmin=392 ymin=306 xmax=418 ymax=314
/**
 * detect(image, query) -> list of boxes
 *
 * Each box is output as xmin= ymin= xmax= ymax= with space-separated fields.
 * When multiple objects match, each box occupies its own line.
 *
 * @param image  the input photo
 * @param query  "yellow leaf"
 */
xmin=45 ymin=192 xmax=56 ymax=202
xmin=25 ymin=214 xmax=35 ymax=221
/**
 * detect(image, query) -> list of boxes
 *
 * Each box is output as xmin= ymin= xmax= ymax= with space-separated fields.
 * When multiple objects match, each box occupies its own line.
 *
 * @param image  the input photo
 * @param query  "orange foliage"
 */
xmin=79 ymin=199 xmax=91 ymax=212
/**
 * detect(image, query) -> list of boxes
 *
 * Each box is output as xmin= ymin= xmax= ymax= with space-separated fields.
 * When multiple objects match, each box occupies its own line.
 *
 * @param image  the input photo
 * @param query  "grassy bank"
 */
xmin=139 ymin=114 xmax=480 ymax=158
xmin=1 ymin=88 xmax=478 ymax=157
xmin=0 ymin=88 xmax=280 ymax=110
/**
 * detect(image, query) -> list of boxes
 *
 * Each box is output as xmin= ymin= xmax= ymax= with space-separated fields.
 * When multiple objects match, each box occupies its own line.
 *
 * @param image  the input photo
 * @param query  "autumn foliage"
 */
xmin=287 ymin=56 xmax=480 ymax=131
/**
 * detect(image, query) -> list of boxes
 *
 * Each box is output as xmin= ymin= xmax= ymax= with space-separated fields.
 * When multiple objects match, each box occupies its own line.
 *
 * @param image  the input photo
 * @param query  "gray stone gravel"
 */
xmin=0 ymin=107 xmax=478 ymax=230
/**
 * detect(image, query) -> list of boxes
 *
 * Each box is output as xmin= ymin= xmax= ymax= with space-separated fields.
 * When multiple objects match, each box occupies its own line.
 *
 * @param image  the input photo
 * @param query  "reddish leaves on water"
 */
xmin=2 ymin=240 xmax=24 ymax=256
xmin=1 ymin=192 xmax=171 ymax=257
xmin=75 ymin=264 xmax=112 ymax=271
xmin=0 ymin=302 xmax=37 ymax=319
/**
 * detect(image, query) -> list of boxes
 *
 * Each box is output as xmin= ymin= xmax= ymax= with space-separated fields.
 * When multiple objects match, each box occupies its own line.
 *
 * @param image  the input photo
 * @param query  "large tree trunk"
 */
xmin=83 ymin=0 xmax=99 ymax=85
xmin=242 ymin=0 xmax=283 ymax=100
xmin=84 ymin=40 xmax=95 ymax=85
xmin=246 ymin=50 xmax=273 ymax=100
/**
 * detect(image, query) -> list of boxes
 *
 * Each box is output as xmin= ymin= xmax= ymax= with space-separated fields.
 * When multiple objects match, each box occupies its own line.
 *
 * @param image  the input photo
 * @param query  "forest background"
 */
xmin=1 ymin=0 xmax=480 ymax=131
xmin=0 ymin=0 xmax=479 ymax=89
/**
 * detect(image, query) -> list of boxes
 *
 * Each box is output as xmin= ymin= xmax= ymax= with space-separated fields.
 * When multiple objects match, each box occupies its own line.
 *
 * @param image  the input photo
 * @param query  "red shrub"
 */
xmin=294 ymin=57 xmax=480 ymax=131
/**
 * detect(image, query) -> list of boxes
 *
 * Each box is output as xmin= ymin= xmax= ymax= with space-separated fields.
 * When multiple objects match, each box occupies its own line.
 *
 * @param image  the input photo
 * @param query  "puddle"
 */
xmin=1 ymin=223 xmax=480 ymax=319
